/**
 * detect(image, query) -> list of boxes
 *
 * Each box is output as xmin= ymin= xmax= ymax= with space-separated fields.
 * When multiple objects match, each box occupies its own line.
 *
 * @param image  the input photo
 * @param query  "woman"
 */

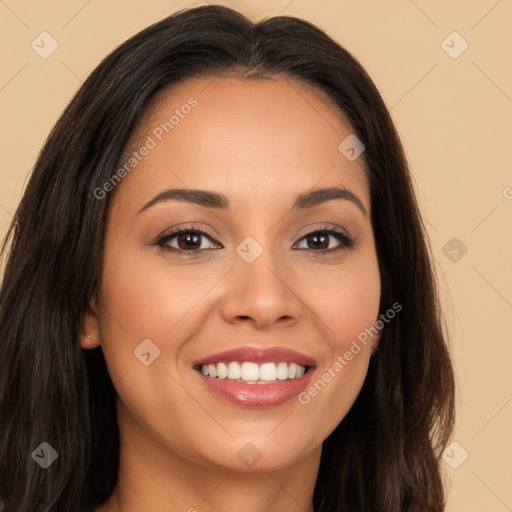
xmin=0 ymin=4 xmax=455 ymax=511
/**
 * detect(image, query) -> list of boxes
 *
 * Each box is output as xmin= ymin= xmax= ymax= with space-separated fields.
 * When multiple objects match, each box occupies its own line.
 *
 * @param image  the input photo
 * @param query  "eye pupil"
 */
xmin=308 ymin=233 xmax=328 ymax=250
xmin=178 ymin=232 xmax=201 ymax=250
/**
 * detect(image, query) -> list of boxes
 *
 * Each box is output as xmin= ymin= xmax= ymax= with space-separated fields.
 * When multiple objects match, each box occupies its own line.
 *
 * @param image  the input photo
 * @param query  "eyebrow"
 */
xmin=137 ymin=186 xmax=367 ymax=216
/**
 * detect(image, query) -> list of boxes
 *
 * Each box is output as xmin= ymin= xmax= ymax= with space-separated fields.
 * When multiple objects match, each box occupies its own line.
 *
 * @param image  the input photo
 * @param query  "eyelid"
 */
xmin=155 ymin=224 xmax=222 ymax=250
xmin=293 ymin=224 xmax=355 ymax=252
xmin=294 ymin=223 xmax=351 ymax=242
xmin=156 ymin=223 xmax=220 ymax=241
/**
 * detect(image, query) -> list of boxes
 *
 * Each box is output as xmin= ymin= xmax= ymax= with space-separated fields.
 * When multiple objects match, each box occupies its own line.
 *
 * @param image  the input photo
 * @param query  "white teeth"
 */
xmin=260 ymin=362 xmax=277 ymax=381
xmin=241 ymin=362 xmax=259 ymax=381
xmin=276 ymin=362 xmax=288 ymax=380
xmin=199 ymin=361 xmax=308 ymax=383
xmin=227 ymin=361 xmax=241 ymax=379
xmin=217 ymin=362 xmax=228 ymax=379
xmin=207 ymin=364 xmax=217 ymax=378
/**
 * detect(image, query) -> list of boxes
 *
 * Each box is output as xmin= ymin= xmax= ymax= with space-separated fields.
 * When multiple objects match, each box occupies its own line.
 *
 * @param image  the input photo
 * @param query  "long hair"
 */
xmin=0 ymin=5 xmax=455 ymax=511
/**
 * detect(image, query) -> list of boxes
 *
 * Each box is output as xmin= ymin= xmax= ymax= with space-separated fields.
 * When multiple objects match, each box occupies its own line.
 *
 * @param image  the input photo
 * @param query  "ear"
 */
xmin=369 ymin=332 xmax=381 ymax=356
xmin=80 ymin=292 xmax=101 ymax=349
xmin=369 ymin=323 xmax=382 ymax=356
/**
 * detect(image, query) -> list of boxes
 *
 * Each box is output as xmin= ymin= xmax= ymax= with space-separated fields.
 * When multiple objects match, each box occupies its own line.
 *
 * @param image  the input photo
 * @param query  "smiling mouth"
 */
xmin=194 ymin=361 xmax=311 ymax=384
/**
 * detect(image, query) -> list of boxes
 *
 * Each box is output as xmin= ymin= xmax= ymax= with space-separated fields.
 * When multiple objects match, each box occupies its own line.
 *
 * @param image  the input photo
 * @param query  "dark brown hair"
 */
xmin=0 ymin=5 xmax=455 ymax=511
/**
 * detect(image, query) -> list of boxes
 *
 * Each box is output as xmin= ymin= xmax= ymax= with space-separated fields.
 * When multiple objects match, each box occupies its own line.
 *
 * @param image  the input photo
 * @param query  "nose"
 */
xmin=220 ymin=245 xmax=303 ymax=329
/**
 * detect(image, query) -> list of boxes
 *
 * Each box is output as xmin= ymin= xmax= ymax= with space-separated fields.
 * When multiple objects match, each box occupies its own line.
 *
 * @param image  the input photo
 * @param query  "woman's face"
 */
xmin=84 ymin=76 xmax=381 ymax=472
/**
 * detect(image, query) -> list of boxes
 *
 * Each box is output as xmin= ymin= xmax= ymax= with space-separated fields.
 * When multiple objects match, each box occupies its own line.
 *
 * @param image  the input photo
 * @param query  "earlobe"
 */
xmin=370 ymin=331 xmax=381 ymax=356
xmin=80 ymin=293 xmax=101 ymax=349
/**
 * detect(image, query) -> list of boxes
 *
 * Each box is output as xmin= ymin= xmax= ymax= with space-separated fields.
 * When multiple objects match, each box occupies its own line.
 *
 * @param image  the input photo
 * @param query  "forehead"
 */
xmin=111 ymin=76 xmax=370 ymax=215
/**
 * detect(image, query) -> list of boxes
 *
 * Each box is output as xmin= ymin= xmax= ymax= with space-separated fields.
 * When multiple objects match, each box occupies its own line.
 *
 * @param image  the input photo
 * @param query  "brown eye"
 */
xmin=294 ymin=228 xmax=355 ymax=254
xmin=156 ymin=228 xmax=221 ymax=255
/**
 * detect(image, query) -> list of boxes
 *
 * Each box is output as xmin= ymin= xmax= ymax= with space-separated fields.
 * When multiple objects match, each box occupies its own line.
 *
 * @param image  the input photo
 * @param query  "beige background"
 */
xmin=1 ymin=0 xmax=511 ymax=510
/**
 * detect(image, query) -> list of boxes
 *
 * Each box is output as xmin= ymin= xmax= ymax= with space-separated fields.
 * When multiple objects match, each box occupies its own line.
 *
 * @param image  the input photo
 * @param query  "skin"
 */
xmin=82 ymin=76 xmax=381 ymax=512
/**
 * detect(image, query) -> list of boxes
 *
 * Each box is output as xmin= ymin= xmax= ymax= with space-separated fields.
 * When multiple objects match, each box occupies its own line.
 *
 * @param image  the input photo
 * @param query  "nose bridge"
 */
xmin=220 ymin=233 xmax=302 ymax=327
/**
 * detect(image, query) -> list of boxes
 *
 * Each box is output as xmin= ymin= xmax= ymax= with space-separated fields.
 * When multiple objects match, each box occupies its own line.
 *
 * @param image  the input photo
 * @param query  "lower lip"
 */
xmin=195 ymin=369 xmax=314 ymax=407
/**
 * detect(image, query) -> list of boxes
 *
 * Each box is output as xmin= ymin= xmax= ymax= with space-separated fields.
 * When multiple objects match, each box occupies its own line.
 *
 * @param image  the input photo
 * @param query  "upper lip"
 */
xmin=192 ymin=346 xmax=316 ymax=368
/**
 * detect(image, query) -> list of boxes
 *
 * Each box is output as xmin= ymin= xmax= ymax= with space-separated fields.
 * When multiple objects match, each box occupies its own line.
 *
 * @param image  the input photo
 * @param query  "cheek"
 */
xmin=294 ymin=251 xmax=380 ymax=441
xmin=312 ymin=253 xmax=381 ymax=348
xmin=96 ymin=239 xmax=169 ymax=374
xmin=96 ymin=242 xmax=215 ymax=448
xmin=96 ymin=236 xmax=227 ymax=381
xmin=98 ymin=238 xmax=209 ymax=336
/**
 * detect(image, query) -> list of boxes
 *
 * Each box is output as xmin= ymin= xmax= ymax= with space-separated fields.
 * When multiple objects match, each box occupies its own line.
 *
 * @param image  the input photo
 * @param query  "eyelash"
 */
xmin=155 ymin=225 xmax=355 ymax=257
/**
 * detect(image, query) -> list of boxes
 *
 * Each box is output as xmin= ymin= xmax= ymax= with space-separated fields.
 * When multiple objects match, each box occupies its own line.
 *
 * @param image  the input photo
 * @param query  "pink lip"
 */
xmin=192 ymin=346 xmax=316 ymax=367
xmin=195 ymin=368 xmax=315 ymax=407
xmin=192 ymin=346 xmax=316 ymax=407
